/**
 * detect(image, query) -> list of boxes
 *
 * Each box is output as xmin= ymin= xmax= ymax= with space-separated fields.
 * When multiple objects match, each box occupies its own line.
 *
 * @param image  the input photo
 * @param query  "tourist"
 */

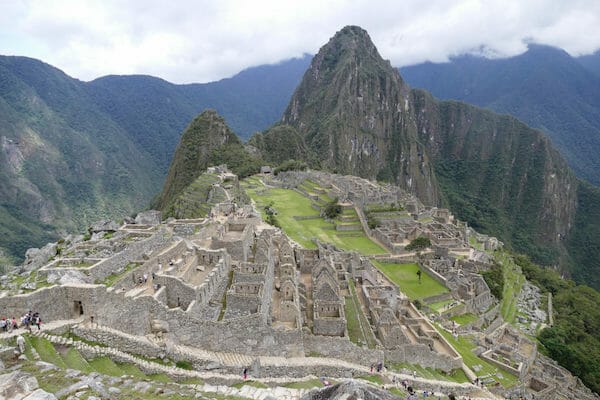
xmin=33 ymin=312 xmax=41 ymax=330
xmin=0 ymin=317 xmax=6 ymax=332
xmin=242 ymin=367 xmax=248 ymax=380
xmin=10 ymin=316 xmax=18 ymax=331
xmin=16 ymin=335 xmax=25 ymax=353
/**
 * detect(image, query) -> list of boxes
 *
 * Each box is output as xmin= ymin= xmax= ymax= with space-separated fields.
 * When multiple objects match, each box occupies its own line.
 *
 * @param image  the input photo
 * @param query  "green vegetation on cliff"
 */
xmin=515 ymin=255 xmax=600 ymax=393
xmin=155 ymin=110 xmax=262 ymax=212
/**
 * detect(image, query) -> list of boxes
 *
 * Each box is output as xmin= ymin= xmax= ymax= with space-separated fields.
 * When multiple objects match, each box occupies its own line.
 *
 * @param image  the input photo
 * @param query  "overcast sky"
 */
xmin=1 ymin=0 xmax=599 ymax=84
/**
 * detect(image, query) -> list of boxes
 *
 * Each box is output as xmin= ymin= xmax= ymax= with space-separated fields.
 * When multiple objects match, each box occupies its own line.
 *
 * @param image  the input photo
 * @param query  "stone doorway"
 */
xmin=73 ymin=300 xmax=84 ymax=317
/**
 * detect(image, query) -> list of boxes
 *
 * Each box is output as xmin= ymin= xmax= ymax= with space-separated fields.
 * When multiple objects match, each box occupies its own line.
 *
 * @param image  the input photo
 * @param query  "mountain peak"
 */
xmin=312 ymin=25 xmax=385 ymax=73
xmin=276 ymin=27 xmax=439 ymax=205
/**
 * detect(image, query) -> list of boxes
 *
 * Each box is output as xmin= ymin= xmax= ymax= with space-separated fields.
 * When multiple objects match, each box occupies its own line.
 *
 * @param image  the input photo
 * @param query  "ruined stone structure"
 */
xmin=1 ymin=168 xmax=597 ymax=400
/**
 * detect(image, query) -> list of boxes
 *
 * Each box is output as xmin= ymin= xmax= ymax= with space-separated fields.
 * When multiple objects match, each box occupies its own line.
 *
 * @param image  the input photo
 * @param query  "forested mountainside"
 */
xmin=250 ymin=26 xmax=599 ymax=287
xmin=155 ymin=109 xmax=261 ymax=214
xmin=0 ymin=56 xmax=157 ymax=261
xmin=400 ymin=45 xmax=600 ymax=186
xmin=0 ymin=55 xmax=308 ymax=263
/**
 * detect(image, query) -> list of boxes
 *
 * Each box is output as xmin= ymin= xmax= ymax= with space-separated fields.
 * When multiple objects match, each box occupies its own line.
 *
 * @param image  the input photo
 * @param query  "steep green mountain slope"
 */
xmin=0 ymin=56 xmax=157 ymax=262
xmin=412 ymin=91 xmax=576 ymax=265
xmin=400 ymin=46 xmax=600 ymax=185
xmin=251 ymin=26 xmax=582 ymax=276
xmin=155 ymin=110 xmax=261 ymax=213
xmin=0 ymin=55 xmax=308 ymax=262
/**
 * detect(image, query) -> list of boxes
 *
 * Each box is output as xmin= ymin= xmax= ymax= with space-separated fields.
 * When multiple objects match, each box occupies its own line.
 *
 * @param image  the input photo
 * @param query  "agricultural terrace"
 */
xmin=241 ymin=176 xmax=386 ymax=255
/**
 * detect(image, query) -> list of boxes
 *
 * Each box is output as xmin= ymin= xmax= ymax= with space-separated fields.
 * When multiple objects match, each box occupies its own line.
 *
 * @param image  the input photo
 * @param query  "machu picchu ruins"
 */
xmin=1 ymin=168 xmax=598 ymax=400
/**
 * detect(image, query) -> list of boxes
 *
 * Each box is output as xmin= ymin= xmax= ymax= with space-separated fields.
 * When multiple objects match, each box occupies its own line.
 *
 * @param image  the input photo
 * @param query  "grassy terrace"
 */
xmin=372 ymin=261 xmax=448 ymax=300
xmin=345 ymin=279 xmax=378 ymax=348
xmin=495 ymin=251 xmax=525 ymax=324
xmin=242 ymin=177 xmax=385 ymax=255
xmin=434 ymin=325 xmax=518 ymax=388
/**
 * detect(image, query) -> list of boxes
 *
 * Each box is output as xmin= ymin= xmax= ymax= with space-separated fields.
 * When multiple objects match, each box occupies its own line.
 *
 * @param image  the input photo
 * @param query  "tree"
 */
xmin=264 ymin=202 xmax=279 ymax=227
xmin=405 ymin=236 xmax=431 ymax=251
xmin=323 ymin=197 xmax=342 ymax=219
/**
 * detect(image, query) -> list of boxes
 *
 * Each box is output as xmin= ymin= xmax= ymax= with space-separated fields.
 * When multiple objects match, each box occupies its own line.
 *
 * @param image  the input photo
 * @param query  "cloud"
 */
xmin=1 ymin=0 xmax=599 ymax=83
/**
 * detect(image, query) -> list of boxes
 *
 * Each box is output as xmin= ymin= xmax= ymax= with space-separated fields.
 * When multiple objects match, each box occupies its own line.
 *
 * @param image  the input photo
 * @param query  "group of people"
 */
xmin=0 ymin=316 xmax=18 ymax=332
xmin=0 ymin=311 xmax=42 ymax=333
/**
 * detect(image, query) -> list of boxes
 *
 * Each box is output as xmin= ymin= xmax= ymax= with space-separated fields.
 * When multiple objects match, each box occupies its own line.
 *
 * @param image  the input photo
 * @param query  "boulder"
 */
xmin=90 ymin=220 xmax=119 ymax=233
xmin=23 ymin=242 xmax=58 ymax=272
xmin=0 ymin=370 xmax=39 ymax=399
xmin=47 ymin=270 xmax=90 ymax=285
xmin=135 ymin=210 xmax=162 ymax=225
xmin=22 ymin=389 xmax=57 ymax=400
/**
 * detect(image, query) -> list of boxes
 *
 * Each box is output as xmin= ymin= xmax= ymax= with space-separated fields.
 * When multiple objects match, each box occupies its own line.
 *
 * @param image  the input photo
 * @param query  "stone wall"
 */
xmin=313 ymin=316 xmax=345 ymax=337
xmin=385 ymin=344 xmax=462 ymax=372
xmin=155 ymin=275 xmax=195 ymax=310
xmin=302 ymin=333 xmax=383 ymax=366
xmin=72 ymin=325 xmax=164 ymax=359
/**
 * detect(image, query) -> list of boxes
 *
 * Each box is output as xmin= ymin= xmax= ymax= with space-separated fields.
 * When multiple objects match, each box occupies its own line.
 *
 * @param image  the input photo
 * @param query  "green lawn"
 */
xmin=372 ymin=262 xmax=448 ymax=300
xmin=27 ymin=336 xmax=67 ymax=368
xmin=62 ymin=348 xmax=93 ymax=372
xmin=450 ymin=313 xmax=478 ymax=326
xmin=283 ymin=379 xmax=326 ymax=389
xmin=89 ymin=356 xmax=126 ymax=376
xmin=428 ymin=299 xmax=454 ymax=311
xmin=242 ymin=179 xmax=386 ymax=255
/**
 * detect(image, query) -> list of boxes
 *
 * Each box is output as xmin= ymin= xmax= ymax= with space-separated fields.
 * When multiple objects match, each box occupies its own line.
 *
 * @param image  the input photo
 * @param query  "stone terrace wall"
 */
xmin=72 ymin=325 xmax=164 ymax=359
xmin=385 ymin=344 xmax=462 ymax=372
xmin=87 ymin=228 xmax=172 ymax=282
xmin=303 ymin=333 xmax=383 ymax=366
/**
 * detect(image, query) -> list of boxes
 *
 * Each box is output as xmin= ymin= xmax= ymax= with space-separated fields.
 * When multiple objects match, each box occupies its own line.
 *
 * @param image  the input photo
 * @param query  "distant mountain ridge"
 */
xmin=0 ymin=54 xmax=309 ymax=262
xmin=400 ymin=45 xmax=600 ymax=186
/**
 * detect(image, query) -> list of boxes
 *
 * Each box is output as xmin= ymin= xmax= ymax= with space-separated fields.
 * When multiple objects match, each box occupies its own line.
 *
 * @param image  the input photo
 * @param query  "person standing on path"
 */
xmin=242 ymin=367 xmax=248 ymax=380
xmin=16 ymin=335 xmax=25 ymax=353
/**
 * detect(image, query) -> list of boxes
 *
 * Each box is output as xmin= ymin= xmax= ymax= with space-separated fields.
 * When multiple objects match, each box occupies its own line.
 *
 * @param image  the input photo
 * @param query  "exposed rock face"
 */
xmin=22 ymin=242 xmax=57 ymax=272
xmin=135 ymin=210 xmax=162 ymax=225
xmin=279 ymin=26 xmax=440 ymax=205
xmin=0 ymin=370 xmax=41 ymax=399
